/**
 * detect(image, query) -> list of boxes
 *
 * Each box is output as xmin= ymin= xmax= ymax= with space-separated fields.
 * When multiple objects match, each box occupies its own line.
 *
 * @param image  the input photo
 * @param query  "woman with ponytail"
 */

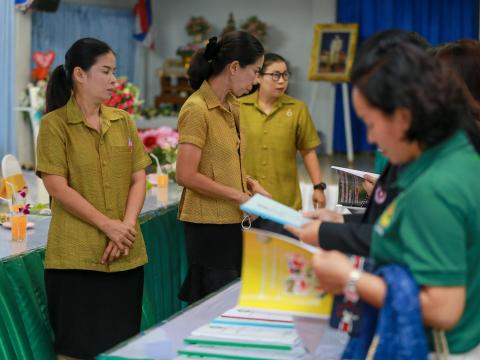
xmin=176 ymin=31 xmax=266 ymax=303
xmin=36 ymin=38 xmax=151 ymax=359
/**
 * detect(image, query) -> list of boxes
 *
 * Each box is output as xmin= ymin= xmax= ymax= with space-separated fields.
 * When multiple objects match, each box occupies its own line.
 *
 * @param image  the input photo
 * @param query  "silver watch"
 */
xmin=344 ymin=268 xmax=362 ymax=303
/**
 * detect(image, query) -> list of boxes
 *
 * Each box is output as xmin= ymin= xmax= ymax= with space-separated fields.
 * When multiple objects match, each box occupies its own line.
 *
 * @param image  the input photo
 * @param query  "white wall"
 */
xmin=143 ymin=0 xmax=336 ymax=149
xmin=15 ymin=0 xmax=337 ymax=164
xmin=15 ymin=10 xmax=34 ymax=166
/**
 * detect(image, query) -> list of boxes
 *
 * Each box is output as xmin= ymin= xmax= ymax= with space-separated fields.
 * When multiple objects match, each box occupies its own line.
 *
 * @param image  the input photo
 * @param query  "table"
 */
xmin=99 ymin=282 xmax=349 ymax=360
xmin=0 ymin=182 xmax=187 ymax=360
xmin=100 ymin=282 xmax=241 ymax=359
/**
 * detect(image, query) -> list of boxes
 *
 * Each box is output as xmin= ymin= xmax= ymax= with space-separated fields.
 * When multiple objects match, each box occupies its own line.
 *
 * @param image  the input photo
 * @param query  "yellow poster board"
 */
xmin=239 ymin=229 xmax=333 ymax=318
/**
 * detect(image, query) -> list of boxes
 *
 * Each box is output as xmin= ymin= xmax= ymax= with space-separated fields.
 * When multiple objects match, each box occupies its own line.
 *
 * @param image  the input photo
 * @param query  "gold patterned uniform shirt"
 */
xmin=36 ymin=96 xmax=151 ymax=272
xmin=177 ymin=81 xmax=247 ymax=224
xmin=240 ymin=92 xmax=320 ymax=209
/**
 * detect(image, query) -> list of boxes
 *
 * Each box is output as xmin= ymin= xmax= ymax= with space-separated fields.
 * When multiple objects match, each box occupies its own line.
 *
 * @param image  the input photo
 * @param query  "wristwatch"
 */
xmin=344 ymin=268 xmax=362 ymax=303
xmin=313 ymin=182 xmax=327 ymax=191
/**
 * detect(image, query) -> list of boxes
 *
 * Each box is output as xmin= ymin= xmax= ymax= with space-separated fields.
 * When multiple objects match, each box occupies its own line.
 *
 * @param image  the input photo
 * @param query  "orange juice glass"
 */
xmin=11 ymin=214 xmax=27 ymax=241
xmin=157 ymin=174 xmax=169 ymax=188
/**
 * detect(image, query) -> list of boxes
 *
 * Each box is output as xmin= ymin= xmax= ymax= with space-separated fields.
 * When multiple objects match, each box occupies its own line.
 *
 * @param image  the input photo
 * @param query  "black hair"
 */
xmin=46 ymin=37 xmax=114 ymax=113
xmin=260 ymin=53 xmax=290 ymax=73
xmin=353 ymin=29 xmax=430 ymax=73
xmin=351 ymin=31 xmax=480 ymax=152
xmin=187 ymin=31 xmax=264 ymax=90
xmin=434 ymin=39 xmax=480 ymax=124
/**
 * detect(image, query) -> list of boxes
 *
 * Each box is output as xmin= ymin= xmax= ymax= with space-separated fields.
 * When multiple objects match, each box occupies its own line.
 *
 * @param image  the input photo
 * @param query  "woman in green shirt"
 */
xmin=289 ymin=33 xmax=480 ymax=355
xmin=36 ymin=38 xmax=151 ymax=358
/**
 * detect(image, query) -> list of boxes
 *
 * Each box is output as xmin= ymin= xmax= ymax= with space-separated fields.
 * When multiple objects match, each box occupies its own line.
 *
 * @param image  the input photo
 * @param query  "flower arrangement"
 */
xmin=138 ymin=127 xmax=179 ymax=177
xmin=185 ymin=16 xmax=211 ymax=38
xmin=241 ymin=16 xmax=267 ymax=41
xmin=11 ymin=186 xmax=31 ymax=215
xmin=104 ymin=77 xmax=144 ymax=119
xmin=21 ymin=79 xmax=47 ymax=113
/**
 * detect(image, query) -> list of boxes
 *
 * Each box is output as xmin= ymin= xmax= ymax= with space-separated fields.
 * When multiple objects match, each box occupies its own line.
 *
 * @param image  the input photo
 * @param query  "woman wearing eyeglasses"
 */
xmin=240 ymin=53 xmax=326 ymax=218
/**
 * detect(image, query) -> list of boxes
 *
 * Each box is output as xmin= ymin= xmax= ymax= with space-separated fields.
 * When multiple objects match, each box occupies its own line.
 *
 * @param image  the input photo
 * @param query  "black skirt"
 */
xmin=44 ymin=266 xmax=144 ymax=359
xmin=178 ymin=222 xmax=242 ymax=304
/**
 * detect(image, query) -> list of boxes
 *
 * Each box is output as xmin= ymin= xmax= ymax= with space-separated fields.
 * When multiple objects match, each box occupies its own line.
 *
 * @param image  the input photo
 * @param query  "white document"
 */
xmin=240 ymin=194 xmax=311 ymax=228
xmin=331 ymin=166 xmax=379 ymax=179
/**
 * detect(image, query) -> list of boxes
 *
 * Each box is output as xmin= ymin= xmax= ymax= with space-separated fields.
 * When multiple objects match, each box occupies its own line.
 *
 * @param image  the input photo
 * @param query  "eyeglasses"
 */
xmin=261 ymin=71 xmax=291 ymax=81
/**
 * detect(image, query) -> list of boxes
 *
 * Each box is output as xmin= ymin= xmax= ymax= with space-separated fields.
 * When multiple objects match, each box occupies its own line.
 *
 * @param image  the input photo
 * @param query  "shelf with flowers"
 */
xmin=138 ymin=127 xmax=179 ymax=181
xmin=104 ymin=77 xmax=144 ymax=120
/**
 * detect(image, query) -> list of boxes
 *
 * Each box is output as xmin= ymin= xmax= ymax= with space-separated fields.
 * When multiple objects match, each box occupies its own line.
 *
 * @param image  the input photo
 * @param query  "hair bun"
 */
xmin=204 ymin=37 xmax=219 ymax=62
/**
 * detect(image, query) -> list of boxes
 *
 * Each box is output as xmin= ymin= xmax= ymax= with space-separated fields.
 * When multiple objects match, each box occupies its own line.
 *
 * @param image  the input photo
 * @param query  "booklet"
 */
xmin=220 ymin=307 xmax=294 ymax=324
xmin=187 ymin=322 xmax=300 ymax=348
xmin=331 ymin=166 xmax=379 ymax=208
xmin=178 ymin=343 xmax=306 ymax=360
xmin=331 ymin=166 xmax=379 ymax=180
xmin=238 ymin=229 xmax=333 ymax=318
xmin=240 ymin=194 xmax=311 ymax=228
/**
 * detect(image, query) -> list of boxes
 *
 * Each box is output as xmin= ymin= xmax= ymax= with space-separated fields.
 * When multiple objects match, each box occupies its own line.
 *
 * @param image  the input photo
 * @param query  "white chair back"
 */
xmin=1 ymin=154 xmax=29 ymax=203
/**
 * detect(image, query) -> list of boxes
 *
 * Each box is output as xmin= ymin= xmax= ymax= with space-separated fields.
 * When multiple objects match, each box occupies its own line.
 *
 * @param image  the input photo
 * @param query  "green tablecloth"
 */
xmin=0 ymin=204 xmax=187 ymax=360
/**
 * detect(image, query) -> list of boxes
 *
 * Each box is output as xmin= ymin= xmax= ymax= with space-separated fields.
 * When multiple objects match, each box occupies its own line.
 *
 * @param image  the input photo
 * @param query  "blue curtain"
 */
xmin=0 ymin=1 xmax=16 ymax=160
xmin=32 ymin=2 xmax=136 ymax=81
xmin=334 ymin=0 xmax=479 ymax=152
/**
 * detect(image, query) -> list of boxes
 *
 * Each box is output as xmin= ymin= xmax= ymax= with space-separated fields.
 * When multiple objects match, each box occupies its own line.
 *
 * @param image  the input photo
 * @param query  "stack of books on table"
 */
xmin=175 ymin=307 xmax=308 ymax=359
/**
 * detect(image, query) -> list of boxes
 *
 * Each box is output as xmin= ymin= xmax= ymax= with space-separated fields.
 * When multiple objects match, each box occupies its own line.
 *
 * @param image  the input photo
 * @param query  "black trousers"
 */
xmin=179 ymin=222 xmax=242 ymax=304
xmin=45 ymin=267 xmax=144 ymax=359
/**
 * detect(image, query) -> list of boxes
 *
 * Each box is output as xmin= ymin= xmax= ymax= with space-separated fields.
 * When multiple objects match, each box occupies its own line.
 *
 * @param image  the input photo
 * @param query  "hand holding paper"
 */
xmin=246 ymin=177 xmax=272 ymax=198
xmin=240 ymin=194 xmax=311 ymax=228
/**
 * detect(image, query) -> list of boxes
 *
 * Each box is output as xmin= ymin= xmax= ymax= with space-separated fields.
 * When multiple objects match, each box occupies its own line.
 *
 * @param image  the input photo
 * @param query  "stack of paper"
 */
xmin=176 ymin=306 xmax=308 ymax=359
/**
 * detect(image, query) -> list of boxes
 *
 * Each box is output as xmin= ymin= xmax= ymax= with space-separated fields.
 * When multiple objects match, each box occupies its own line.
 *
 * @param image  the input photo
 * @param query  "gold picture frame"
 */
xmin=308 ymin=23 xmax=359 ymax=82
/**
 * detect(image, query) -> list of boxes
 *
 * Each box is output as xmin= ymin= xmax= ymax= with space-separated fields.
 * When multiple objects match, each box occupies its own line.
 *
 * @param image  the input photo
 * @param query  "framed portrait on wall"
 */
xmin=308 ymin=23 xmax=359 ymax=82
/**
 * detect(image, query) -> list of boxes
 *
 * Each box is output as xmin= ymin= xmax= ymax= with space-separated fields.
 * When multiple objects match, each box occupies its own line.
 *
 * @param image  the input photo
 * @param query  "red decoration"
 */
xmin=32 ymin=51 xmax=55 ymax=81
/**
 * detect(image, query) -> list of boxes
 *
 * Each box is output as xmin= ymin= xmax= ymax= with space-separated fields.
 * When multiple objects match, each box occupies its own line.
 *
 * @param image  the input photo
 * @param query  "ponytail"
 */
xmin=45 ymin=65 xmax=72 ymax=113
xmin=187 ymin=48 xmax=214 ymax=90
xmin=187 ymin=31 xmax=264 ymax=91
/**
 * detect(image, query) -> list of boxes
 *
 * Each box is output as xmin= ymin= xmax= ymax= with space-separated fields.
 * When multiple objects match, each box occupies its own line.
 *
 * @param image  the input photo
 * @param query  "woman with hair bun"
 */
xmin=36 ymin=38 xmax=152 ymax=358
xmin=176 ymin=31 xmax=267 ymax=303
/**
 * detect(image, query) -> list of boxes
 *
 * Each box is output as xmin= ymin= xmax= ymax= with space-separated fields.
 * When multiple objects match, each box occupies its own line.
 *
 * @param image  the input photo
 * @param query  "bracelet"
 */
xmin=344 ymin=268 xmax=362 ymax=303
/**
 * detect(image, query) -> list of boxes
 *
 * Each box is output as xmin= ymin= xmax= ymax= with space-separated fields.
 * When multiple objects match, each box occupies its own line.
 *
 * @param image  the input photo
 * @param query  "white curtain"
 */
xmin=0 ymin=0 xmax=16 ymax=160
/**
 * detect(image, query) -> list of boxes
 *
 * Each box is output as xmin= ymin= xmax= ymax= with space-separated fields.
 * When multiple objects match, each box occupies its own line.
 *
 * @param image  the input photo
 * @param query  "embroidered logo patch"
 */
xmin=379 ymin=201 xmax=396 ymax=229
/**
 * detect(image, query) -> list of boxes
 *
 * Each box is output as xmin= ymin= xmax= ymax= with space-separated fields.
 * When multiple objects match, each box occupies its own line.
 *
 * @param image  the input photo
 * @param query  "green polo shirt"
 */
xmin=240 ymin=92 xmax=320 ymax=209
xmin=36 ymin=96 xmax=152 ymax=272
xmin=372 ymin=131 xmax=480 ymax=353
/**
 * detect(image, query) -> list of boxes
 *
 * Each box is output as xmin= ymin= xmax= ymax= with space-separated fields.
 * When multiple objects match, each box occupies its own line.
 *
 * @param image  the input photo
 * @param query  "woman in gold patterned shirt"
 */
xmin=36 ymin=38 xmax=151 ymax=359
xmin=176 ymin=31 xmax=267 ymax=304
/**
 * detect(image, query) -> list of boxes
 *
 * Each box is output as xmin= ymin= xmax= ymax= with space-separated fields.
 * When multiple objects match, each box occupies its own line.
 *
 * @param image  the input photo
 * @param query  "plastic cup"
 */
xmin=157 ymin=174 xmax=169 ymax=188
xmin=11 ymin=214 xmax=27 ymax=241
xmin=156 ymin=187 xmax=169 ymax=205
